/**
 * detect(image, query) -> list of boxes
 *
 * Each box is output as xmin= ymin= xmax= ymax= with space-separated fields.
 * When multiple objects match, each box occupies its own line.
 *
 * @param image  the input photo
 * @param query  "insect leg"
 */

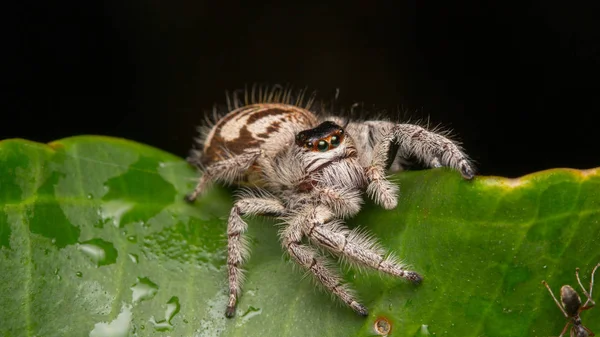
xmin=542 ymin=280 xmax=570 ymax=318
xmin=565 ymin=323 xmax=574 ymax=337
xmin=578 ymin=263 xmax=600 ymax=309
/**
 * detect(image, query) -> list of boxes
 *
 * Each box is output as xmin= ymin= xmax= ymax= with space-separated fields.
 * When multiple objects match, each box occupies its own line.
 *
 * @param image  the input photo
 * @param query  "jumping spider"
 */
xmin=542 ymin=263 xmax=599 ymax=337
xmin=186 ymin=85 xmax=475 ymax=318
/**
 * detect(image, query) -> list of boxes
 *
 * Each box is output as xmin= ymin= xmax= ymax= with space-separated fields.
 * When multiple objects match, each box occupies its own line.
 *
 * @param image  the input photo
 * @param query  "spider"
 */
xmin=185 ymin=85 xmax=475 ymax=318
xmin=541 ymin=263 xmax=599 ymax=337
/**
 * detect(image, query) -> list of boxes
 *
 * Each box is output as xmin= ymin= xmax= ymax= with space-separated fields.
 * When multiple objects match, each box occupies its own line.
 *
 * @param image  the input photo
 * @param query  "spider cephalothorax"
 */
xmin=295 ymin=120 xmax=345 ymax=151
xmin=186 ymin=85 xmax=475 ymax=318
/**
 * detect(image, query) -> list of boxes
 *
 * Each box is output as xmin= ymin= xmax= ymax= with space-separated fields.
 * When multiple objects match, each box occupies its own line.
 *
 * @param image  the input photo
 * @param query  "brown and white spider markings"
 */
xmin=185 ymin=85 xmax=475 ymax=318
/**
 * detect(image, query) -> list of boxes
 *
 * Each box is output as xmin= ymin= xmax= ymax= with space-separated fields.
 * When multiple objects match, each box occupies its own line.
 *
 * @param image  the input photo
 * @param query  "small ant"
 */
xmin=542 ymin=263 xmax=599 ymax=337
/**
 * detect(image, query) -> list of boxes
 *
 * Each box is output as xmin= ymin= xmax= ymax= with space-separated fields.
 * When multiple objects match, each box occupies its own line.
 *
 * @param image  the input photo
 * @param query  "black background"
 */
xmin=4 ymin=1 xmax=599 ymax=178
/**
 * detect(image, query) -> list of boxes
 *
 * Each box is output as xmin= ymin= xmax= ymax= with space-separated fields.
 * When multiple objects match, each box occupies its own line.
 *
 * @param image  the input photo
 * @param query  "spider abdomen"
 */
xmin=199 ymin=103 xmax=317 ymax=167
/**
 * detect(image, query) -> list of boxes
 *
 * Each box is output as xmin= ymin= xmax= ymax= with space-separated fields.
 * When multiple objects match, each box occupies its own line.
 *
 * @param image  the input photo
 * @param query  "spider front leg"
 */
xmin=225 ymin=193 xmax=285 ymax=318
xmin=371 ymin=122 xmax=475 ymax=177
xmin=364 ymin=165 xmax=399 ymax=210
xmin=185 ymin=149 xmax=261 ymax=202
xmin=363 ymin=122 xmax=474 ymax=209
xmin=305 ymin=212 xmax=422 ymax=283
xmin=281 ymin=206 xmax=368 ymax=316
xmin=313 ymin=185 xmax=363 ymax=218
xmin=392 ymin=123 xmax=475 ymax=178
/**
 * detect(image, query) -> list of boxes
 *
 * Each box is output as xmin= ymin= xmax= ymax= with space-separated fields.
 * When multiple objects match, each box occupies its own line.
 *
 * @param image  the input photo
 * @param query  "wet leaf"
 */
xmin=1 ymin=136 xmax=599 ymax=337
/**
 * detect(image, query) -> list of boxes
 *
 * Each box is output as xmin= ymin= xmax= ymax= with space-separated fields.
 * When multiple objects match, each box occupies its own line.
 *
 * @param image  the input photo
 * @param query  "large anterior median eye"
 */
xmin=317 ymin=140 xmax=328 ymax=152
xmin=330 ymin=135 xmax=340 ymax=147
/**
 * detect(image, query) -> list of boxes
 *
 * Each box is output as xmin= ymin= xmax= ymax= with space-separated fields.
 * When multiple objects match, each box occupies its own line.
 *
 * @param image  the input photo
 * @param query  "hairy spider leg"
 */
xmin=185 ymin=149 xmax=260 ymax=202
xmin=303 ymin=209 xmax=421 ymax=283
xmin=375 ymin=122 xmax=475 ymax=179
xmin=225 ymin=195 xmax=285 ymax=317
xmin=281 ymin=205 xmax=368 ymax=316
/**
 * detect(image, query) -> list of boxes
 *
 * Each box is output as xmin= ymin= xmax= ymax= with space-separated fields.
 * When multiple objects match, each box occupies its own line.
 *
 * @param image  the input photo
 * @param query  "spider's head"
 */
xmin=295 ymin=121 xmax=345 ymax=152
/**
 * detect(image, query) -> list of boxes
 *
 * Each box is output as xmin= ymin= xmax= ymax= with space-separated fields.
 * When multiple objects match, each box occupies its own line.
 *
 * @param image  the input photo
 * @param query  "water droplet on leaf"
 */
xmin=419 ymin=324 xmax=431 ymax=335
xmin=77 ymin=239 xmax=118 ymax=267
xmin=131 ymin=277 xmax=158 ymax=303
xmin=165 ymin=296 xmax=181 ymax=322
xmin=89 ymin=303 xmax=132 ymax=337
xmin=235 ymin=306 xmax=262 ymax=327
xmin=128 ymin=253 xmax=139 ymax=264
xmin=99 ymin=200 xmax=134 ymax=228
xmin=150 ymin=296 xmax=180 ymax=332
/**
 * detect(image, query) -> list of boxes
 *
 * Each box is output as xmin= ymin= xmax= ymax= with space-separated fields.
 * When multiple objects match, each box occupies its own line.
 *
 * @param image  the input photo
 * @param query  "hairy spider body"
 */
xmin=186 ymin=86 xmax=475 ymax=318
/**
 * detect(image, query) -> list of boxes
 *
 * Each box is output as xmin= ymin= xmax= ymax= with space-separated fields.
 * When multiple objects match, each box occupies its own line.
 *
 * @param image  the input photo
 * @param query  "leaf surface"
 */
xmin=1 ymin=136 xmax=599 ymax=337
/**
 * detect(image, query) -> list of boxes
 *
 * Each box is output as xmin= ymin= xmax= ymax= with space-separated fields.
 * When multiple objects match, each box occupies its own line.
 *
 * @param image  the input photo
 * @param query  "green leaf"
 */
xmin=1 ymin=136 xmax=599 ymax=337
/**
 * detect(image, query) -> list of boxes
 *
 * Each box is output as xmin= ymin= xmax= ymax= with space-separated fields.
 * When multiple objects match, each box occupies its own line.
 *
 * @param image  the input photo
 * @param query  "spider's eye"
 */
xmin=330 ymin=135 xmax=340 ymax=147
xmin=317 ymin=140 xmax=328 ymax=152
xmin=305 ymin=141 xmax=313 ymax=148
xmin=339 ymin=129 xmax=344 ymax=134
